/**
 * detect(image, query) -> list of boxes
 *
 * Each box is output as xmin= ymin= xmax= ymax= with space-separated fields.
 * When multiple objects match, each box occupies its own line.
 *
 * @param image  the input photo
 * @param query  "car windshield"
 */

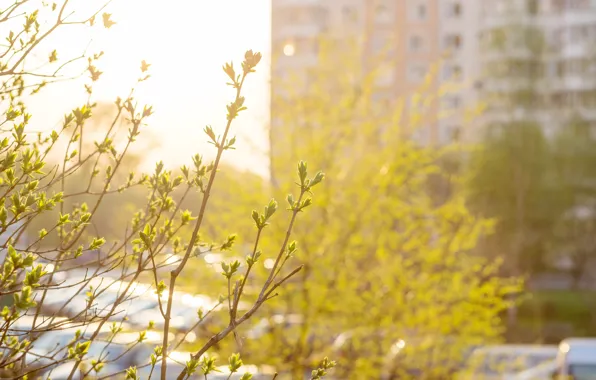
xmin=85 ymin=341 xmax=128 ymax=360
xmin=33 ymin=330 xmax=79 ymax=353
xmin=470 ymin=353 xmax=554 ymax=375
xmin=123 ymin=297 xmax=159 ymax=315
xmin=137 ymin=362 xmax=185 ymax=379
xmin=569 ymin=364 xmax=596 ymax=380
xmin=130 ymin=302 xmax=197 ymax=328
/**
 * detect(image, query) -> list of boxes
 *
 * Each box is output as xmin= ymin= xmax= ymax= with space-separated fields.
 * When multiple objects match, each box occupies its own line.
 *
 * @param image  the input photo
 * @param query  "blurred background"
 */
xmin=7 ymin=0 xmax=596 ymax=378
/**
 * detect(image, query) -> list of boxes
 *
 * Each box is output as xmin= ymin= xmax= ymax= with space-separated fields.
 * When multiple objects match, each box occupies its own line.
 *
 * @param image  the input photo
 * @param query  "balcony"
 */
xmin=576 ymin=107 xmax=596 ymax=121
xmin=559 ymin=43 xmax=595 ymax=59
xmin=480 ymin=14 xmax=541 ymax=30
xmin=273 ymin=0 xmax=321 ymax=5
xmin=274 ymin=23 xmax=322 ymax=40
xmin=479 ymin=48 xmax=537 ymax=62
xmin=273 ymin=53 xmax=319 ymax=70
xmin=545 ymin=75 xmax=596 ymax=92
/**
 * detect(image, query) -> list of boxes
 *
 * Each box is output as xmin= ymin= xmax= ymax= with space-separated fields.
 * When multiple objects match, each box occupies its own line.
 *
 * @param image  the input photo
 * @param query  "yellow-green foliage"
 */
xmin=226 ymin=39 xmax=523 ymax=379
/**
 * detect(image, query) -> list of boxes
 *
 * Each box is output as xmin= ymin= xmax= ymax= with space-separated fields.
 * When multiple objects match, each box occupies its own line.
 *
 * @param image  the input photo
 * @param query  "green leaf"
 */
xmin=102 ymin=13 xmax=116 ymax=28
xmin=48 ymin=49 xmax=58 ymax=63
xmin=155 ymin=280 xmax=166 ymax=296
xmin=220 ymin=234 xmax=237 ymax=251
xmin=223 ymin=62 xmax=236 ymax=82
xmin=186 ymin=357 xmax=200 ymax=376
xmin=264 ymin=198 xmax=278 ymax=219
xmin=125 ymin=366 xmax=138 ymax=380
xmin=251 ymin=210 xmax=260 ymax=228
xmin=298 ymin=161 xmax=308 ymax=187
xmin=89 ymin=237 xmax=105 ymax=251
xmin=309 ymin=171 xmax=326 ymax=189
xmin=58 ymin=213 xmax=70 ymax=225
xmin=228 ymin=353 xmax=243 ymax=373
xmin=204 ymin=125 xmax=217 ymax=143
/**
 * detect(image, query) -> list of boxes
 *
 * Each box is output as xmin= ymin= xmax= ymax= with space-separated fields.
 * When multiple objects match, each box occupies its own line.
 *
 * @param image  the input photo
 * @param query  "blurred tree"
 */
xmin=224 ymin=39 xmax=521 ymax=380
xmin=468 ymin=6 xmax=562 ymax=277
xmin=471 ymin=4 xmax=596 ymax=281
xmin=550 ymin=118 xmax=596 ymax=287
xmin=0 ymin=0 xmax=337 ymax=376
xmin=464 ymin=122 xmax=565 ymax=276
xmin=26 ymin=102 xmax=150 ymax=250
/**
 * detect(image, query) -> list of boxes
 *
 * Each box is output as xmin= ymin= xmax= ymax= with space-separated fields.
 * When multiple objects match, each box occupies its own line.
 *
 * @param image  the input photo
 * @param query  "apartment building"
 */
xmin=478 ymin=0 xmax=596 ymax=138
xmin=270 ymin=0 xmax=482 ymax=155
xmin=271 ymin=0 xmax=596 ymax=137
xmin=271 ymin=0 xmax=596 ymax=157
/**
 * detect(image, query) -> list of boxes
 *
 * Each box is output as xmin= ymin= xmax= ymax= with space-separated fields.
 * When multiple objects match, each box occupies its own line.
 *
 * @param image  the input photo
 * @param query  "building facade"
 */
xmin=270 ymin=0 xmax=482 ymax=148
xmin=270 ymin=0 xmax=596 ymax=180
xmin=478 ymin=0 xmax=596 ymax=138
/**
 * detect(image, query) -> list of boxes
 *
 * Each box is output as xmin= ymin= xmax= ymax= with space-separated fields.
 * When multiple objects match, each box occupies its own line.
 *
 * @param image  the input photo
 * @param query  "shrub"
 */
xmin=0 ymin=1 xmax=333 ymax=379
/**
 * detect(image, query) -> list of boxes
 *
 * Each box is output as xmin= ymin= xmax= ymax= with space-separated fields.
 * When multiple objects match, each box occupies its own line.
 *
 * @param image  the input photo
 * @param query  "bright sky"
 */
xmin=26 ymin=0 xmax=271 ymax=178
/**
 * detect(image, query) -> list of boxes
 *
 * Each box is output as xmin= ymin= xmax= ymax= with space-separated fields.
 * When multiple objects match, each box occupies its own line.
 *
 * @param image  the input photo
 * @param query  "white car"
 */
xmin=511 ymin=360 xmax=558 ymax=380
xmin=210 ymin=364 xmax=279 ymax=379
xmin=512 ymin=338 xmax=596 ymax=379
xmin=457 ymin=344 xmax=558 ymax=379
xmin=554 ymin=338 xmax=596 ymax=379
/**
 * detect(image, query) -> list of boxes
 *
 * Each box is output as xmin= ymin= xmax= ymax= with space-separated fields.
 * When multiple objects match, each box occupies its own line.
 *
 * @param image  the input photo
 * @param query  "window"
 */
xmin=409 ymin=1 xmax=427 ymax=20
xmin=443 ymin=95 xmax=461 ymax=109
xmin=444 ymin=34 xmax=462 ymax=50
xmin=568 ymin=364 xmax=596 ymax=377
xmin=447 ymin=2 xmax=462 ymax=17
xmin=565 ymin=59 xmax=584 ymax=76
xmin=450 ymin=126 xmax=461 ymax=142
xmin=286 ymin=7 xmax=312 ymax=24
xmin=372 ymin=33 xmax=392 ymax=55
xmin=591 ymin=123 xmax=596 ymax=141
xmin=409 ymin=35 xmax=425 ymax=52
xmin=417 ymin=4 xmax=427 ymax=19
xmin=408 ymin=63 xmax=428 ymax=83
xmin=527 ymin=0 xmax=539 ymax=14
xmin=283 ymin=42 xmax=295 ymax=56
xmin=548 ymin=29 xmax=563 ymax=49
xmin=375 ymin=5 xmax=392 ymax=24
xmin=563 ymin=92 xmax=579 ymax=107
xmin=569 ymin=0 xmax=590 ymax=9
xmin=580 ymin=91 xmax=596 ymax=107
xmin=282 ymin=38 xmax=318 ymax=57
xmin=314 ymin=7 xmax=329 ymax=31
xmin=443 ymin=64 xmax=462 ymax=80
xmin=342 ymin=6 xmax=357 ymax=24
xmin=441 ymin=125 xmax=461 ymax=144
xmin=496 ymin=0 xmax=508 ymax=14
xmin=376 ymin=64 xmax=395 ymax=86
xmin=412 ymin=126 xmax=430 ymax=146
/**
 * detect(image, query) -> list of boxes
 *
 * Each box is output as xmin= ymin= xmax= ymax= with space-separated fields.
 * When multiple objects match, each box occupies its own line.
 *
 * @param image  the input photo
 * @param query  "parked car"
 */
xmin=245 ymin=314 xmax=304 ymax=340
xmin=210 ymin=364 xmax=281 ymax=379
xmin=23 ymin=321 xmax=121 ymax=376
xmin=41 ymin=275 xmax=154 ymax=320
xmin=553 ymin=338 xmax=596 ymax=379
xmin=381 ymin=334 xmax=482 ymax=379
xmin=0 ymin=315 xmax=70 ymax=375
xmin=40 ymin=361 xmax=124 ymax=380
xmin=136 ymin=351 xmax=192 ymax=380
xmin=35 ymin=326 xmax=164 ymax=379
xmin=320 ymin=328 xmax=403 ymax=378
xmin=128 ymin=297 xmax=202 ymax=331
xmin=511 ymin=338 xmax=596 ymax=379
xmin=240 ymin=313 xmax=336 ymax=368
xmin=456 ymin=344 xmax=558 ymax=379
xmin=511 ymin=359 xmax=558 ymax=380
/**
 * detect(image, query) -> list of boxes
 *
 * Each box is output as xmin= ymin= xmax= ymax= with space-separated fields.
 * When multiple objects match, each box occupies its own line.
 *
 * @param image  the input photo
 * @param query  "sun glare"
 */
xmin=283 ymin=43 xmax=295 ymax=56
xmin=29 ymin=0 xmax=271 ymax=176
